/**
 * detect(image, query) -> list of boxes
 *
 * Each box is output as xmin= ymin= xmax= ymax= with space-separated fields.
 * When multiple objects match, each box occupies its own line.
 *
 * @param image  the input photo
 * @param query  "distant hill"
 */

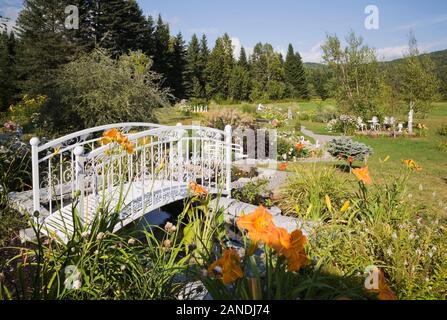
xmin=304 ymin=49 xmax=447 ymax=99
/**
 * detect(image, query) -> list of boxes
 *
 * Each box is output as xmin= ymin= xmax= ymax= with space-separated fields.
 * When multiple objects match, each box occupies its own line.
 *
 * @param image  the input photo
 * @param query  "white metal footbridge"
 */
xmin=30 ymin=123 xmax=243 ymax=242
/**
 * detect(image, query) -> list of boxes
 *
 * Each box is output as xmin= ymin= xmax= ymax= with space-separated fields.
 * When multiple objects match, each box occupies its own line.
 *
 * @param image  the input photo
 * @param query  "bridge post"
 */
xmin=225 ymin=125 xmax=232 ymax=197
xmin=30 ymin=137 xmax=41 ymax=218
xmin=74 ymin=146 xmax=85 ymax=222
xmin=176 ymin=123 xmax=184 ymax=183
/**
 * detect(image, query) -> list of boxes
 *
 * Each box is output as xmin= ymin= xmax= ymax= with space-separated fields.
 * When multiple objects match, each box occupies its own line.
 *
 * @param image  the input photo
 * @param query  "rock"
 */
xmin=210 ymin=198 xmax=314 ymax=237
xmin=19 ymin=228 xmax=38 ymax=243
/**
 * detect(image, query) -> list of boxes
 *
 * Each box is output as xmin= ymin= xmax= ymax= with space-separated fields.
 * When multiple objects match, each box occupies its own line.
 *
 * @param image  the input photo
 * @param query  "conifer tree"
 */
xmin=205 ymin=34 xmax=234 ymax=100
xmin=0 ymin=31 xmax=17 ymax=111
xmin=185 ymin=34 xmax=203 ymax=98
xmin=238 ymin=46 xmax=249 ymax=70
xmin=152 ymin=15 xmax=171 ymax=82
xmin=15 ymin=0 xmax=77 ymax=95
xmin=167 ymin=32 xmax=187 ymax=100
xmin=284 ymin=44 xmax=308 ymax=99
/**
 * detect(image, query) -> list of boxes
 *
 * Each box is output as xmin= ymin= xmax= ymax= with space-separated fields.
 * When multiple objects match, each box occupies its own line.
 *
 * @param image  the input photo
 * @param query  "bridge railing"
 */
xmin=31 ymin=123 xmax=236 ymax=225
xmin=30 ymin=123 xmax=163 ymax=217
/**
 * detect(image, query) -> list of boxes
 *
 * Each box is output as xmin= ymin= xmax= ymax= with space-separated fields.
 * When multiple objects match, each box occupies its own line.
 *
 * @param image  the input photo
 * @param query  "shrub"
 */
xmin=277 ymin=138 xmax=310 ymax=161
xmin=280 ymin=166 xmax=352 ymax=221
xmin=206 ymin=109 xmax=256 ymax=130
xmin=7 ymin=95 xmax=47 ymax=134
xmin=327 ymin=115 xmax=358 ymax=135
xmin=54 ymin=50 xmax=170 ymax=131
xmin=438 ymin=124 xmax=447 ymax=136
xmin=327 ymin=137 xmax=373 ymax=161
xmin=0 ymin=136 xmax=31 ymax=192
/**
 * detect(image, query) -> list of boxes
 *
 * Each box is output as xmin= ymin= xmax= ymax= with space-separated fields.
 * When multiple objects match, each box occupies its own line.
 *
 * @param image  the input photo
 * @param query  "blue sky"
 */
xmin=2 ymin=0 xmax=447 ymax=62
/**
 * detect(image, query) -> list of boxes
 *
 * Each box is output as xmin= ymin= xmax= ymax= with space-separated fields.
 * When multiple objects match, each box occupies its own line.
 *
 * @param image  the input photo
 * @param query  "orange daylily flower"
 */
xmin=278 ymin=162 xmax=288 ymax=171
xmin=101 ymin=129 xmax=135 ymax=154
xmin=208 ymin=249 xmax=244 ymax=285
xmin=236 ymin=206 xmax=277 ymax=245
xmin=352 ymin=167 xmax=372 ymax=185
xmin=403 ymin=160 xmax=422 ymax=172
xmin=271 ymin=228 xmax=309 ymax=272
xmin=366 ymin=269 xmax=398 ymax=301
xmin=101 ymin=128 xmax=120 ymax=145
xmin=189 ymin=181 xmax=209 ymax=198
xmin=295 ymin=143 xmax=305 ymax=151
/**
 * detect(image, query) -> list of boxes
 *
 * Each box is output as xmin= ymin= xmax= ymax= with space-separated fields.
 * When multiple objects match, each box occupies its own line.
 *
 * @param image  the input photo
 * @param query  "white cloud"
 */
xmin=301 ymin=41 xmax=324 ymax=63
xmin=392 ymin=14 xmax=447 ymax=32
xmin=376 ymin=45 xmax=408 ymax=61
xmin=231 ymin=36 xmax=242 ymax=59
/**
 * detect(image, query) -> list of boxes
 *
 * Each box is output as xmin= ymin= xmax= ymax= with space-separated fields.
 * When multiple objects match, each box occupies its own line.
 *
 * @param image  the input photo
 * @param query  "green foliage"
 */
xmin=7 ymin=95 xmax=47 ymax=133
xmin=205 ymin=34 xmax=234 ymax=100
xmin=277 ymin=138 xmax=310 ymax=161
xmin=327 ymin=137 xmax=373 ymax=161
xmin=15 ymin=0 xmax=78 ymax=96
xmin=249 ymin=43 xmax=286 ymax=101
xmin=232 ymin=179 xmax=270 ymax=206
xmin=281 ymin=166 xmax=351 ymax=221
xmin=205 ymin=109 xmax=256 ymax=130
xmin=322 ymin=32 xmax=384 ymax=118
xmin=54 ymin=50 xmax=169 ymax=131
xmin=0 ymin=136 xmax=32 ymax=193
xmin=228 ymin=65 xmax=251 ymax=102
xmin=393 ymin=34 xmax=440 ymax=116
xmin=0 ymin=31 xmax=17 ymax=112
xmin=284 ymin=44 xmax=308 ymax=99
xmin=438 ymin=124 xmax=447 ymax=136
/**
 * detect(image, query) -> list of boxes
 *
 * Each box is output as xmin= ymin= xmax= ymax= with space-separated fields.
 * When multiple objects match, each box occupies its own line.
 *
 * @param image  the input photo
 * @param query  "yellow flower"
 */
xmin=340 ymin=200 xmax=351 ymax=213
xmin=403 ymin=160 xmax=422 ymax=172
xmin=208 ymin=249 xmax=244 ymax=285
xmin=352 ymin=167 xmax=372 ymax=185
xmin=325 ymin=195 xmax=333 ymax=213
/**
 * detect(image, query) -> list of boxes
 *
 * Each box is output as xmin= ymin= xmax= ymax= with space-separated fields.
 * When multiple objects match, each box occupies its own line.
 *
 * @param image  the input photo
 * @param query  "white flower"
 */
xmin=392 ymin=232 xmax=398 ymax=240
xmin=282 ymin=154 xmax=287 ymax=160
xmin=96 ymin=232 xmax=105 ymax=240
xmin=120 ymin=265 xmax=126 ymax=271
xmin=386 ymin=247 xmax=393 ymax=257
xmin=128 ymin=238 xmax=136 ymax=246
xmin=72 ymin=280 xmax=82 ymax=290
xmin=415 ymin=249 xmax=422 ymax=256
xmin=81 ymin=231 xmax=89 ymax=239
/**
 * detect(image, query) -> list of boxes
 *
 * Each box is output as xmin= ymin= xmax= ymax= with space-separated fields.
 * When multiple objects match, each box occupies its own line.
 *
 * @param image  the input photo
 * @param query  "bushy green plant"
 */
xmin=438 ymin=124 xmax=447 ymax=136
xmin=327 ymin=137 xmax=373 ymax=161
xmin=7 ymin=95 xmax=47 ymax=133
xmin=206 ymin=109 xmax=256 ymax=130
xmin=54 ymin=50 xmax=170 ymax=131
xmin=232 ymin=179 xmax=270 ymax=206
xmin=280 ymin=165 xmax=352 ymax=221
xmin=0 ymin=136 xmax=31 ymax=193
xmin=277 ymin=138 xmax=310 ymax=161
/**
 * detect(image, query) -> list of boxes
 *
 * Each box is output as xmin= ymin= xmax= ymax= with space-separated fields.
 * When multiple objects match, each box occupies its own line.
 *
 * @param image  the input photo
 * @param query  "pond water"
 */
xmin=132 ymin=200 xmax=186 ymax=233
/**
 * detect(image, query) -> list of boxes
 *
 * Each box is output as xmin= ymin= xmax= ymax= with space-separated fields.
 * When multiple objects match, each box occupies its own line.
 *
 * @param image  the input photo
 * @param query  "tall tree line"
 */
xmin=0 ymin=0 xmax=311 ymax=113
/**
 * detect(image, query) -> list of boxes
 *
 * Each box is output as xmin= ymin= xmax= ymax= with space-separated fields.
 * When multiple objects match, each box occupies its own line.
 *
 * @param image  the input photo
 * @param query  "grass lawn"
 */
xmin=156 ymin=100 xmax=447 ymax=214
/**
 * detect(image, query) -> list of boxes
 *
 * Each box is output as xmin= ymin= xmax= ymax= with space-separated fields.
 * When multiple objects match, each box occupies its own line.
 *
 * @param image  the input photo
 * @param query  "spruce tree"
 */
xmin=199 ymin=34 xmax=210 ymax=99
xmin=167 ymin=32 xmax=187 ymax=100
xmin=238 ymin=46 xmax=249 ymax=70
xmin=205 ymin=34 xmax=234 ymax=100
xmin=185 ymin=34 xmax=203 ymax=98
xmin=15 ymin=0 xmax=77 ymax=95
xmin=0 ymin=31 xmax=17 ymax=111
xmin=94 ymin=0 xmax=149 ymax=57
xmin=152 ymin=15 xmax=171 ymax=80
xmin=284 ymin=44 xmax=308 ymax=99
